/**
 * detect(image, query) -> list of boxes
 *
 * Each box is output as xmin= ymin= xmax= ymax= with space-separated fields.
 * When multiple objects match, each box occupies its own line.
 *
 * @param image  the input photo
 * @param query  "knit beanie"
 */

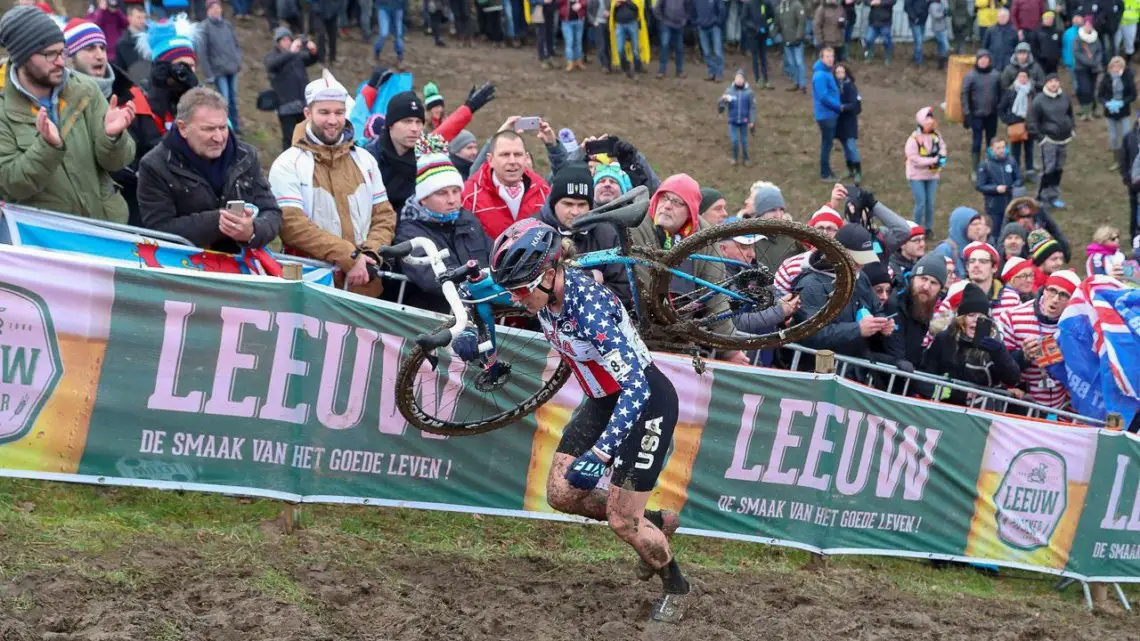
xmin=962 ymin=241 xmax=1002 ymax=267
xmin=751 ymin=184 xmax=785 ymax=216
xmin=999 ymin=221 xmax=1028 ymax=247
xmin=1029 ymin=229 xmax=1062 ymax=266
xmin=548 ymin=163 xmax=594 ymax=209
xmin=139 ymin=17 xmax=197 ymax=63
xmin=912 ymin=252 xmax=948 ymax=288
xmin=958 ymin=282 xmax=991 ymax=316
xmin=863 ymin=261 xmax=892 ymax=287
xmin=386 ymin=90 xmax=425 ymax=125
xmin=448 ymin=129 xmax=477 ymax=156
xmin=699 ymin=188 xmax=724 ymax=215
xmin=809 ymin=205 xmax=844 ymax=229
xmin=414 ymin=134 xmax=465 ymax=202
xmin=423 ymin=81 xmax=444 ymax=109
xmin=592 ymin=162 xmax=632 ymax=194
xmin=0 ymin=5 xmax=65 ymax=68
xmin=559 ymin=128 xmax=578 ymax=154
xmin=1044 ymin=269 xmax=1080 ymax=296
xmin=63 ymin=19 xmax=105 ymax=56
xmin=273 ymin=26 xmax=293 ymax=42
xmin=1001 ymin=256 xmax=1035 ymax=282
xmin=906 ymin=221 xmax=925 ymax=239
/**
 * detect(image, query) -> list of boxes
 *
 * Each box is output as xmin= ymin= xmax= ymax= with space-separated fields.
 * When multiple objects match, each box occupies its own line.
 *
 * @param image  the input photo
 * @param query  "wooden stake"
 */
xmin=815 ymin=350 xmax=836 ymax=374
xmin=281 ymin=263 xmax=302 ymax=281
xmin=282 ymin=503 xmax=300 ymax=535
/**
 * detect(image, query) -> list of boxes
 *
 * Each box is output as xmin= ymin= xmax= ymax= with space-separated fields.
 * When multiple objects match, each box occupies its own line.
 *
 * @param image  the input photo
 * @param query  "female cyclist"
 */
xmin=487 ymin=218 xmax=699 ymax=624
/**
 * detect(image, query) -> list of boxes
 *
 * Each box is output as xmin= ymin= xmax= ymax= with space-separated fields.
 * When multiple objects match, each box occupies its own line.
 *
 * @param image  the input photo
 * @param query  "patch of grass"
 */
xmin=253 ymin=568 xmax=309 ymax=607
xmin=150 ymin=617 xmax=185 ymax=641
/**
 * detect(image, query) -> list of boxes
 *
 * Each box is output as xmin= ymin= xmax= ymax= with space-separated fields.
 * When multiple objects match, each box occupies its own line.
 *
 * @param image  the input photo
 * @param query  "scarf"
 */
xmin=164 ymin=126 xmax=237 ymax=196
xmin=492 ymin=172 xmax=525 ymax=219
xmin=1012 ymin=81 xmax=1031 ymax=118
xmin=1043 ymin=85 xmax=1062 ymax=98
xmin=1079 ymin=27 xmax=1098 ymax=44
xmin=1112 ymin=71 xmax=1124 ymax=101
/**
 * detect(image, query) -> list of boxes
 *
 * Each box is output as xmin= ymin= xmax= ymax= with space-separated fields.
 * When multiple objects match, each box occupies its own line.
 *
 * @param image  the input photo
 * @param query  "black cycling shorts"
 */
xmin=555 ymin=364 xmax=679 ymax=492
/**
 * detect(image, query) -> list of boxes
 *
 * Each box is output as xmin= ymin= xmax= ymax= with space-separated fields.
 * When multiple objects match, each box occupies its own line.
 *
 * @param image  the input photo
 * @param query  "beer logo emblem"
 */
xmin=993 ymin=448 xmax=1068 ymax=550
xmin=0 ymin=284 xmax=63 ymax=444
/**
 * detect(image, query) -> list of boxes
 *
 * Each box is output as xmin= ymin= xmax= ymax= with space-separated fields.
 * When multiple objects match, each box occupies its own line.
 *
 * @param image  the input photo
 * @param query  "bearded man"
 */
xmin=269 ymin=71 xmax=397 ymax=297
xmin=882 ymin=252 xmax=947 ymax=372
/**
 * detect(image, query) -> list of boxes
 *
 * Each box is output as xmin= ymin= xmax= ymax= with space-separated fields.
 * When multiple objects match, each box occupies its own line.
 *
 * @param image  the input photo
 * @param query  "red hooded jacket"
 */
xmin=463 ymin=161 xmax=551 ymax=241
xmin=647 ymin=173 xmax=702 ymax=247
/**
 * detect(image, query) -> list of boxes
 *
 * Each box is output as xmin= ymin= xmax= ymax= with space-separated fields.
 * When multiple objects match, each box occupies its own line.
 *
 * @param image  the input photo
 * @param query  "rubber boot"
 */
xmin=937 ymin=56 xmax=947 ymax=70
xmin=844 ymin=162 xmax=856 ymax=180
xmin=1112 ymin=148 xmax=1123 ymax=172
xmin=970 ymin=152 xmax=980 ymax=182
xmin=853 ymin=162 xmax=863 ymax=184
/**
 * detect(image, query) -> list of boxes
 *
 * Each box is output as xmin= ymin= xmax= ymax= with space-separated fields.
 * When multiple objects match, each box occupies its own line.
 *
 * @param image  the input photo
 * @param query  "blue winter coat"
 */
xmin=811 ymin=59 xmax=842 ymax=121
xmin=691 ymin=0 xmax=727 ymax=28
xmin=719 ymin=82 xmax=757 ymax=124
xmin=1062 ymin=25 xmax=1078 ymax=69
xmin=974 ymin=151 xmax=1023 ymax=230
xmin=836 ymin=77 xmax=861 ymax=139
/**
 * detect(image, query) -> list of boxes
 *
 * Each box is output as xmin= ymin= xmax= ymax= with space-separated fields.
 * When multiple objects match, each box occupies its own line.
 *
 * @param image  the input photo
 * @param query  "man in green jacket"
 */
xmin=0 ymin=6 xmax=137 ymax=224
xmin=629 ymin=172 xmax=751 ymax=365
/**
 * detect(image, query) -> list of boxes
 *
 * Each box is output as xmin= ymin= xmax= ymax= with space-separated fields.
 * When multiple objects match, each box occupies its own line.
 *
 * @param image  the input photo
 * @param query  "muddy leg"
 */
xmin=546 ymin=453 xmax=609 ymax=520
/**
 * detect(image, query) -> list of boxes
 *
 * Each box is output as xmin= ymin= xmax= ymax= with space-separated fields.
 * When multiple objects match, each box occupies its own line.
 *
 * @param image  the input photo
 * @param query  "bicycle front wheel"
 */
xmin=394 ymin=310 xmax=571 ymax=436
xmin=648 ymin=218 xmax=856 ymax=351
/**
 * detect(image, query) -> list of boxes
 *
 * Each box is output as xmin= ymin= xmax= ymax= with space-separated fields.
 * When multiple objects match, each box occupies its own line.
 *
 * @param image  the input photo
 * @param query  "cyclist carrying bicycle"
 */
xmin=486 ymin=217 xmax=699 ymax=624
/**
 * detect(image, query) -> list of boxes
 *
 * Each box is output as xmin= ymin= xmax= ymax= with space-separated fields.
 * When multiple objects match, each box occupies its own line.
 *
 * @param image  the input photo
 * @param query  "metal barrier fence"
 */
xmin=714 ymin=342 xmax=1104 ymax=427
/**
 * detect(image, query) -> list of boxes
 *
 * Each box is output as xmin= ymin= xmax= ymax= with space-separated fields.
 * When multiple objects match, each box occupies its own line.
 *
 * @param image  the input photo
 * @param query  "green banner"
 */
xmin=2 ymin=245 xmax=1140 ymax=581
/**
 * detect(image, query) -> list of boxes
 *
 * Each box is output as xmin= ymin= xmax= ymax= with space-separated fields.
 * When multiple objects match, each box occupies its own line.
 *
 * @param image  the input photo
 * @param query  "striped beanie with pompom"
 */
xmin=1029 ymin=229 xmax=1063 ymax=266
xmin=414 ymin=133 xmax=464 ymax=203
xmin=63 ymin=19 xmax=105 ymax=56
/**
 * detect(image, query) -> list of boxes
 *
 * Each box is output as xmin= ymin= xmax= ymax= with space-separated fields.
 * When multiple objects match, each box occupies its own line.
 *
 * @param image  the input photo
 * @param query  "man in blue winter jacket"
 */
xmin=812 ymin=47 xmax=842 ymax=180
xmin=692 ymin=0 xmax=727 ymax=80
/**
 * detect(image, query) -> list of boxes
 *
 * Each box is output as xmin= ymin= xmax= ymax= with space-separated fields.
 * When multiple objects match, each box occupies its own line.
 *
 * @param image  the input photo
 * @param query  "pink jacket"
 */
xmin=906 ymin=106 xmax=947 ymax=181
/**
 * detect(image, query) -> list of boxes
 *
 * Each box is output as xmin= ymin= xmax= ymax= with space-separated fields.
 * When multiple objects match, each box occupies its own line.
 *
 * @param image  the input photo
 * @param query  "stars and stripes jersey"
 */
xmin=994 ymin=300 xmax=1069 ymax=409
xmin=774 ymin=251 xmax=811 ymax=293
xmin=538 ymin=268 xmax=653 ymax=458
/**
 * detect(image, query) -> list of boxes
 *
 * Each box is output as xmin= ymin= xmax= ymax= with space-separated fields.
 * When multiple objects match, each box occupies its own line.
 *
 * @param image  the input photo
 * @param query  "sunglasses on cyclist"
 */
xmin=505 ymin=272 xmax=546 ymax=298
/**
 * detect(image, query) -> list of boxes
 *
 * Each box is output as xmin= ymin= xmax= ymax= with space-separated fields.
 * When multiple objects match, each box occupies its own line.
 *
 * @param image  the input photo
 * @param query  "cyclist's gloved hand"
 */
xmin=451 ymin=328 xmax=480 ymax=361
xmin=565 ymin=449 xmax=609 ymax=490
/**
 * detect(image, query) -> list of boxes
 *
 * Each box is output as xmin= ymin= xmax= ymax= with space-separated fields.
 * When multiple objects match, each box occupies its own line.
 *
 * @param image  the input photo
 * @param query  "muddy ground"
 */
xmin=1 ymin=524 xmax=1139 ymax=641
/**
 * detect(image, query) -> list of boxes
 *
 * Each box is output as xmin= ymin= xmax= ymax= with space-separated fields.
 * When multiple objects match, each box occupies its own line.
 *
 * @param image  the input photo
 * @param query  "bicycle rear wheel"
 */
xmin=395 ymin=309 xmax=571 ymax=436
xmin=648 ymin=218 xmax=856 ymax=351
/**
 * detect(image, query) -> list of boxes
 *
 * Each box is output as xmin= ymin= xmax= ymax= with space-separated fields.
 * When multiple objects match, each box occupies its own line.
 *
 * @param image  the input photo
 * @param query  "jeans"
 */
xmin=359 ymin=0 xmax=373 ymax=37
xmin=729 ymin=123 xmax=750 ymax=161
xmin=969 ymin=114 xmax=998 ymax=155
xmin=1011 ymin=139 xmax=1035 ymax=172
xmin=375 ymin=6 xmax=405 ymax=58
xmin=909 ymin=179 xmax=938 ymax=229
xmin=864 ymin=24 xmax=893 ymax=57
xmin=1108 ymin=117 xmax=1132 ymax=151
xmin=910 ymin=23 xmax=924 ymax=63
xmin=747 ymin=33 xmax=769 ymax=82
xmin=615 ymin=22 xmax=642 ymax=66
xmin=595 ymin=24 xmax=612 ymax=68
xmin=934 ymin=30 xmax=949 ymax=58
xmin=1117 ymin=22 xmax=1138 ymax=56
xmin=562 ymin=19 xmax=584 ymax=61
xmin=316 ymin=15 xmax=339 ymax=61
xmin=502 ymin=0 xmax=516 ymax=39
xmin=842 ymin=137 xmax=860 ymax=163
xmin=214 ymin=74 xmax=240 ymax=130
xmin=1074 ymin=68 xmax=1097 ymax=106
xmin=783 ymin=43 xmax=805 ymax=87
xmin=231 ymin=0 xmax=251 ymax=15
xmin=659 ymin=25 xmax=684 ymax=74
xmin=698 ymin=25 xmax=724 ymax=78
xmin=537 ymin=4 xmax=556 ymax=60
xmin=818 ymin=117 xmax=837 ymax=177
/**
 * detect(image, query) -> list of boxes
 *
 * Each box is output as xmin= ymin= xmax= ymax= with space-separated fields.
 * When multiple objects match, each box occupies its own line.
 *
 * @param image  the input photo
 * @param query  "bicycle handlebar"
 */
xmin=383 ymin=237 xmax=468 ymax=351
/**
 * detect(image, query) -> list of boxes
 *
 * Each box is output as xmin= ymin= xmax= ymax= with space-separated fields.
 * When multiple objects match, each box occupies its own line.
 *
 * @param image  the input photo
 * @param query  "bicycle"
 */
xmin=381 ymin=186 xmax=856 ymax=436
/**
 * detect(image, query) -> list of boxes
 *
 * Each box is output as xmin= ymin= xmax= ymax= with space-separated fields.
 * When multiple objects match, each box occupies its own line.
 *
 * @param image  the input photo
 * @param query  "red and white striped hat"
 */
xmin=962 ymin=241 xmax=1001 ymax=268
xmin=1044 ymin=269 xmax=1081 ymax=296
xmin=906 ymin=221 xmax=925 ymax=239
xmin=1000 ymin=256 xmax=1034 ymax=282
xmin=942 ymin=280 xmax=970 ymax=311
xmin=809 ymin=206 xmax=844 ymax=229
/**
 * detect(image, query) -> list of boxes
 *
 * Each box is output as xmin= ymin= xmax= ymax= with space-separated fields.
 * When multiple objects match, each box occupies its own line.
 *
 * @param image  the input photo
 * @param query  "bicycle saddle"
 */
xmin=571 ymin=185 xmax=650 ymax=230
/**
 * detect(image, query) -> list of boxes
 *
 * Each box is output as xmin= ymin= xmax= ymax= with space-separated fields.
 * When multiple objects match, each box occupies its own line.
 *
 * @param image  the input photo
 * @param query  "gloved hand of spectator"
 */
xmin=1107 ymin=99 xmax=1124 ymax=114
xmin=936 ymin=155 xmax=947 ymax=168
xmin=895 ymin=359 xmax=915 ymax=373
xmin=614 ymin=138 xmax=639 ymax=163
xmin=978 ymin=336 xmax=1004 ymax=353
xmin=565 ymin=448 xmax=609 ymax=490
xmin=465 ymin=82 xmax=496 ymax=113
xmin=451 ymin=327 xmax=481 ymax=361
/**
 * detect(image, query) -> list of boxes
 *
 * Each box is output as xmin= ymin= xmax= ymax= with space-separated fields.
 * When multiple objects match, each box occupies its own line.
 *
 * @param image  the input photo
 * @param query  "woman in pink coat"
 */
xmin=905 ymin=106 xmax=948 ymax=229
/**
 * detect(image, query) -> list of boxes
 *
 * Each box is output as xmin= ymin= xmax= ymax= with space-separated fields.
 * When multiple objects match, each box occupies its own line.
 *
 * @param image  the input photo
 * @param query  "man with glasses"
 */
xmin=888 ymin=221 xmax=927 ymax=289
xmin=995 ymin=269 xmax=1080 ymax=409
xmin=962 ymin=241 xmax=1021 ymax=310
xmin=630 ymin=173 xmax=751 ymax=365
xmin=0 ymin=5 xmax=137 ymax=224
